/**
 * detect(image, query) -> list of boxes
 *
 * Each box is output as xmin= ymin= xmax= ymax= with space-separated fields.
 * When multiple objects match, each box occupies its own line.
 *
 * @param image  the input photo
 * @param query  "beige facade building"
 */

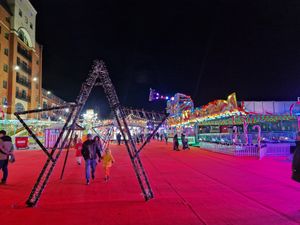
xmin=0 ymin=0 xmax=42 ymax=119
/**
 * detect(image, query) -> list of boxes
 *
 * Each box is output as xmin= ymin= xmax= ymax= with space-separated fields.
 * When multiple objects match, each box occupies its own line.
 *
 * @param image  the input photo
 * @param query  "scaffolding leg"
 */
xmin=60 ymin=129 xmax=76 ymax=180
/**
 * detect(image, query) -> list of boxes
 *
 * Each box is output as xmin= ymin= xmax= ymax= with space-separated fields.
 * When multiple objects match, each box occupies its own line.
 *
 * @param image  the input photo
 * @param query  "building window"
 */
xmin=15 ymin=103 xmax=25 ymax=112
xmin=2 ymin=97 xmax=7 ymax=106
xmin=3 ymin=64 xmax=8 ymax=72
xmin=18 ymin=30 xmax=30 ymax=47
xmin=30 ymin=23 xmax=33 ymax=29
xmin=36 ymin=60 xmax=39 ymax=65
xmin=22 ymin=90 xmax=26 ymax=97
xmin=36 ymin=83 xmax=39 ymax=89
xmin=3 ymin=80 xmax=7 ymax=89
xmin=4 ymin=33 xmax=9 ymax=40
xmin=19 ymin=9 xmax=23 ymax=17
xmin=5 ymin=17 xmax=10 ymax=24
xmin=4 ymin=48 xmax=8 ymax=56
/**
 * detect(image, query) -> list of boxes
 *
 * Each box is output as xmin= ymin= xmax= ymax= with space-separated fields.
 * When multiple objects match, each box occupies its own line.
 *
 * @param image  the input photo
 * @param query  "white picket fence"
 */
xmin=198 ymin=142 xmax=291 ymax=159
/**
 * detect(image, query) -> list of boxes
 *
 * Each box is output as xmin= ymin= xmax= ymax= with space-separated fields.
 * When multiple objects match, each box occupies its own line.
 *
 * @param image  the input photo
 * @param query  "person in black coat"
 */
xmin=82 ymin=134 xmax=102 ymax=185
xmin=181 ymin=133 xmax=190 ymax=150
xmin=173 ymin=134 xmax=179 ymax=151
xmin=292 ymin=132 xmax=300 ymax=182
xmin=116 ymin=133 xmax=122 ymax=145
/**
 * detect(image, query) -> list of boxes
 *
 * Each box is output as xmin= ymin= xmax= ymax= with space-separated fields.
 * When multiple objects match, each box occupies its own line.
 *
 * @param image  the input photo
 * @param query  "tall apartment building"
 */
xmin=0 ymin=0 xmax=42 ymax=119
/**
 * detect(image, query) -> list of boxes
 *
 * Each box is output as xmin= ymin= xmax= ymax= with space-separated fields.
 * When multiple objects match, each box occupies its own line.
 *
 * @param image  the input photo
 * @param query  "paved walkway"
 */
xmin=1 ymin=141 xmax=300 ymax=225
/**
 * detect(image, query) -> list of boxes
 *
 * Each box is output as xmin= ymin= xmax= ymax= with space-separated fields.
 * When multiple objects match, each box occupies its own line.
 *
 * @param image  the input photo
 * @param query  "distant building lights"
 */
xmin=14 ymin=65 xmax=20 ymax=71
xmin=47 ymin=91 xmax=51 ymax=95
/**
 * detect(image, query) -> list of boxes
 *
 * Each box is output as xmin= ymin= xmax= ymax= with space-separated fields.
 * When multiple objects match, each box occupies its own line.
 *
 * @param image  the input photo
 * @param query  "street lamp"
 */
xmin=47 ymin=91 xmax=51 ymax=95
xmin=14 ymin=65 xmax=20 ymax=71
xmin=33 ymin=77 xmax=38 ymax=82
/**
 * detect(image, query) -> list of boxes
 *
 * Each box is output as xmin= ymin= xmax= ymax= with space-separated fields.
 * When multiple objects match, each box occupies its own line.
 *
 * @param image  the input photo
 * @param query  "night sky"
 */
xmin=30 ymin=0 xmax=300 ymax=117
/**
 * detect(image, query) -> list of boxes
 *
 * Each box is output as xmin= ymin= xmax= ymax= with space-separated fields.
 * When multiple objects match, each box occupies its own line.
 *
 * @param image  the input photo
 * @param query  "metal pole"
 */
xmin=59 ymin=129 xmax=75 ymax=180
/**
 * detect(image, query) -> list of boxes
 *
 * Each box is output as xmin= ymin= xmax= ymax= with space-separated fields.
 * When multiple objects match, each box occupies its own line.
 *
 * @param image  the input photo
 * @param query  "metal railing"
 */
xmin=16 ymin=75 xmax=31 ymax=88
xmin=198 ymin=141 xmax=291 ymax=159
xmin=17 ymin=61 xmax=32 ymax=75
xmin=16 ymin=92 xmax=31 ymax=102
xmin=17 ymin=44 xmax=32 ymax=62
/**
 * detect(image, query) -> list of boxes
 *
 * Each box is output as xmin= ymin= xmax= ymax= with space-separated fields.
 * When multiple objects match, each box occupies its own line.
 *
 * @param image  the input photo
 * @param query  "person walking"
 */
xmin=94 ymin=136 xmax=103 ymax=156
xmin=0 ymin=130 xmax=14 ymax=184
xmin=292 ymin=131 xmax=300 ymax=182
xmin=173 ymin=134 xmax=179 ymax=151
xmin=156 ymin=132 xmax=159 ymax=140
xmin=140 ymin=133 xmax=144 ymax=143
xmin=164 ymin=133 xmax=168 ymax=144
xmin=102 ymin=148 xmax=115 ymax=182
xmin=72 ymin=134 xmax=79 ymax=148
xmin=181 ymin=133 xmax=190 ymax=150
xmin=81 ymin=134 xmax=102 ymax=185
xmin=75 ymin=139 xmax=83 ymax=165
xmin=116 ymin=133 xmax=122 ymax=145
xmin=136 ymin=134 xmax=140 ymax=144
xmin=147 ymin=133 xmax=151 ymax=143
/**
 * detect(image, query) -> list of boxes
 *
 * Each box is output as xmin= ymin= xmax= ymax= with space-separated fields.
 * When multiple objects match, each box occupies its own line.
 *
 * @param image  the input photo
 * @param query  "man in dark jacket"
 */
xmin=0 ymin=130 xmax=14 ymax=184
xmin=82 ymin=134 xmax=102 ymax=185
xmin=116 ymin=133 xmax=122 ymax=145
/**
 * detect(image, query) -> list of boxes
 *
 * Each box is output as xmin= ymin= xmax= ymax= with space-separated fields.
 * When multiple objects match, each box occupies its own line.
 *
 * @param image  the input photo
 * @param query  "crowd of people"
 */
xmin=116 ymin=131 xmax=169 ymax=145
xmin=115 ymin=130 xmax=189 ymax=152
xmin=0 ymin=129 xmax=190 ymax=186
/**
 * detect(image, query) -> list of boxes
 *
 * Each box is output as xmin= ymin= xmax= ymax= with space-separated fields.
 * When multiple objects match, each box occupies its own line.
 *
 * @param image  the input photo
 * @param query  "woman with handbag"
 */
xmin=0 ymin=130 xmax=14 ymax=185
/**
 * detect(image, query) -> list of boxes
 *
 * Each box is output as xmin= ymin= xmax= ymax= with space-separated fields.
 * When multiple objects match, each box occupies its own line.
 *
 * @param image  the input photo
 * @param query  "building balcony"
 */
xmin=17 ymin=61 xmax=32 ymax=75
xmin=16 ymin=92 xmax=31 ymax=102
xmin=17 ymin=44 xmax=32 ymax=62
xmin=16 ymin=75 xmax=31 ymax=89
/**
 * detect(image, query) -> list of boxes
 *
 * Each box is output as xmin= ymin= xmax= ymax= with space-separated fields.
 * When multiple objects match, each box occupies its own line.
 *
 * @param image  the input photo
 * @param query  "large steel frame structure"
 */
xmin=15 ymin=60 xmax=167 ymax=207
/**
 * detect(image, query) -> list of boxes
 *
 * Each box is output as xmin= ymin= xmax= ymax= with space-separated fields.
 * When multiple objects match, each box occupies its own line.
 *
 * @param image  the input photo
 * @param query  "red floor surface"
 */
xmin=1 ymin=141 xmax=300 ymax=225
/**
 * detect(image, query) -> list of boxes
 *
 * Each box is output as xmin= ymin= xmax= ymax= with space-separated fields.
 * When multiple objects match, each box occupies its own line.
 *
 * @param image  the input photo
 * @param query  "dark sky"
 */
xmin=30 ymin=0 xmax=300 ymax=117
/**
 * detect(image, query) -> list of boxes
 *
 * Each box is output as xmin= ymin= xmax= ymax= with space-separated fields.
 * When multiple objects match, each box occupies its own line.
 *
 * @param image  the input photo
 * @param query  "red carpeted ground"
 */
xmin=1 ymin=141 xmax=300 ymax=225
